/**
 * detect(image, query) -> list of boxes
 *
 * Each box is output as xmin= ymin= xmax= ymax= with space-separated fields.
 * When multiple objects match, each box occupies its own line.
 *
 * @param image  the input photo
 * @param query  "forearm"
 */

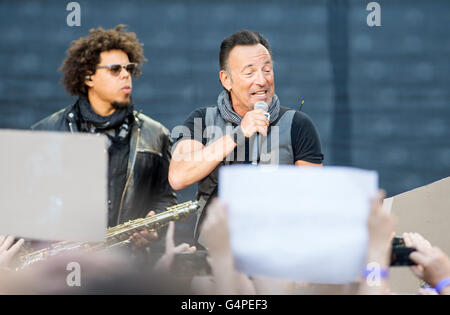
xmin=210 ymin=254 xmax=238 ymax=295
xmin=358 ymin=246 xmax=391 ymax=295
xmin=366 ymin=246 xmax=390 ymax=268
xmin=358 ymin=272 xmax=390 ymax=295
xmin=169 ymin=135 xmax=236 ymax=190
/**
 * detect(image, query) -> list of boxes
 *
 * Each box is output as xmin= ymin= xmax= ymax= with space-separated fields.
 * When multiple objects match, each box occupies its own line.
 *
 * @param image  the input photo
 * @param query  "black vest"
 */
xmin=195 ymin=106 xmax=296 ymax=241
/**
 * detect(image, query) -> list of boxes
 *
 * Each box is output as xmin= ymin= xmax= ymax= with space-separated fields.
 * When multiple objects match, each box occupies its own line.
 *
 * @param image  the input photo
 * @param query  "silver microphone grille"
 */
xmin=254 ymin=101 xmax=268 ymax=111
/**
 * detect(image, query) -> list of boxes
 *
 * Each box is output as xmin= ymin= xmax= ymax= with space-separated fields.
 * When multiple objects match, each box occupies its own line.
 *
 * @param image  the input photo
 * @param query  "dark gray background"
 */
xmin=1 ymin=0 xmax=449 ymax=241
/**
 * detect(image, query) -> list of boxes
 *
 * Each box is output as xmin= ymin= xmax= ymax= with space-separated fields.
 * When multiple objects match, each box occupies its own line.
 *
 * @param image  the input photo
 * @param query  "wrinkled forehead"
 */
xmin=228 ymin=44 xmax=272 ymax=71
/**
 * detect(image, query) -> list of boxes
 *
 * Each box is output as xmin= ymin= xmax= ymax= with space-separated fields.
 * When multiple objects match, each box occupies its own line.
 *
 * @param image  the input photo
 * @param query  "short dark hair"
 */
xmin=60 ymin=24 xmax=146 ymax=96
xmin=219 ymin=30 xmax=272 ymax=71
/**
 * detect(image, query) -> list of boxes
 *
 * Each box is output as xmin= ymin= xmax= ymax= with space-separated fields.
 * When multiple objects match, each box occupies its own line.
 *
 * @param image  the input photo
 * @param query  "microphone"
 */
xmin=252 ymin=101 xmax=268 ymax=165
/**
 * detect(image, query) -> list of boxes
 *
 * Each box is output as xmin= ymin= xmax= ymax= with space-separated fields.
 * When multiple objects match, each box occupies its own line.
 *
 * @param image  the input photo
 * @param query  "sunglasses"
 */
xmin=96 ymin=63 xmax=138 ymax=76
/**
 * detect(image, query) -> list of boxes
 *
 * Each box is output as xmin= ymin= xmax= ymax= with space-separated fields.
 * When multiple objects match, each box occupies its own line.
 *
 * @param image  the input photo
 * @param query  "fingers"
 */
xmin=130 ymin=229 xmax=158 ymax=249
xmin=377 ymin=189 xmax=386 ymax=202
xmin=174 ymin=243 xmax=190 ymax=254
xmin=252 ymin=116 xmax=269 ymax=131
xmin=3 ymin=238 xmax=24 ymax=259
xmin=252 ymin=109 xmax=270 ymax=123
xmin=165 ymin=221 xmax=175 ymax=251
xmin=0 ymin=236 xmax=15 ymax=251
xmin=403 ymin=232 xmax=413 ymax=247
xmin=370 ymin=189 xmax=386 ymax=212
xmin=410 ymin=265 xmax=424 ymax=280
xmin=140 ymin=229 xmax=158 ymax=242
xmin=130 ymin=232 xmax=145 ymax=248
xmin=174 ymin=243 xmax=197 ymax=254
xmin=154 ymin=241 xmax=196 ymax=274
xmin=203 ymin=199 xmax=228 ymax=232
xmin=409 ymin=250 xmax=429 ymax=266
xmin=0 ymin=237 xmax=24 ymax=268
xmin=241 ymin=110 xmax=270 ymax=137
xmin=255 ymin=126 xmax=268 ymax=136
xmin=411 ymin=233 xmax=432 ymax=251
xmin=404 ymin=233 xmax=433 ymax=255
xmin=408 ymin=233 xmax=422 ymax=250
xmin=254 ymin=117 xmax=269 ymax=127
xmin=243 ymin=124 xmax=268 ymax=137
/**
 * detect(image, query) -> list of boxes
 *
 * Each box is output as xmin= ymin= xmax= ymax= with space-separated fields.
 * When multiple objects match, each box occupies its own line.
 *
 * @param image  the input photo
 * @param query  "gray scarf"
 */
xmin=217 ymin=90 xmax=280 ymax=125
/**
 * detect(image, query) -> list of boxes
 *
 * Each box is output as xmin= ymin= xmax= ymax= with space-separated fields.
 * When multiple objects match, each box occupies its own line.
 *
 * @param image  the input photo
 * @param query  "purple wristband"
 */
xmin=363 ymin=266 xmax=389 ymax=279
xmin=435 ymin=277 xmax=450 ymax=294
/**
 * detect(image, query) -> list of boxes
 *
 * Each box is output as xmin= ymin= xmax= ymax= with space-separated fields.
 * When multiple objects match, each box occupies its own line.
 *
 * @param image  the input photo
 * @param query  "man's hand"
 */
xmin=153 ymin=221 xmax=196 ymax=274
xmin=404 ymin=232 xmax=450 ymax=288
xmin=240 ymin=109 xmax=269 ymax=138
xmin=0 ymin=235 xmax=24 ymax=269
xmin=129 ymin=211 xmax=159 ymax=250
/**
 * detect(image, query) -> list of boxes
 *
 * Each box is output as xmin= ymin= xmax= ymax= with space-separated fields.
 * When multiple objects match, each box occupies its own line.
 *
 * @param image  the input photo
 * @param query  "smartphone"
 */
xmin=172 ymin=250 xmax=211 ymax=277
xmin=390 ymin=237 xmax=417 ymax=266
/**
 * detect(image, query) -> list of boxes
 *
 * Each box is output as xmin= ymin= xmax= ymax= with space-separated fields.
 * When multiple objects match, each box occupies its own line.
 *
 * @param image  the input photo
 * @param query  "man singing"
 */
xmin=169 ymin=30 xmax=324 ymax=241
xmin=32 ymin=25 xmax=176 ymax=239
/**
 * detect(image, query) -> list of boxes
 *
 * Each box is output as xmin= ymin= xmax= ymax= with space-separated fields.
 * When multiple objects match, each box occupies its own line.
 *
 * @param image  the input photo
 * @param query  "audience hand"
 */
xmin=359 ymin=190 xmax=395 ymax=295
xmin=200 ymin=199 xmax=256 ymax=294
xmin=366 ymin=190 xmax=396 ymax=267
xmin=201 ymin=199 xmax=232 ymax=259
xmin=403 ymin=232 xmax=450 ymax=293
xmin=0 ymin=235 xmax=25 ymax=269
xmin=153 ymin=221 xmax=196 ymax=274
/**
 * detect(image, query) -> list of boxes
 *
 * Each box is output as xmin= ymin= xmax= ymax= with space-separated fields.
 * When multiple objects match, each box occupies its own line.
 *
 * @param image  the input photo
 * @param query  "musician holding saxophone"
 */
xmin=169 ymin=30 xmax=324 ymax=243
xmin=31 ymin=25 xmax=176 ymax=247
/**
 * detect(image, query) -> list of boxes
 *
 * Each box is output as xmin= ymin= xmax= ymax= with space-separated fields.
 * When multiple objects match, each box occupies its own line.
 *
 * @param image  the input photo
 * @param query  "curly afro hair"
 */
xmin=60 ymin=24 xmax=146 ymax=96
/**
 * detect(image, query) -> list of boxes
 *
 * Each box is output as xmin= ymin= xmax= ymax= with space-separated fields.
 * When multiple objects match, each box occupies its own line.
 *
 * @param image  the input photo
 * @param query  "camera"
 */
xmin=390 ymin=236 xmax=417 ymax=266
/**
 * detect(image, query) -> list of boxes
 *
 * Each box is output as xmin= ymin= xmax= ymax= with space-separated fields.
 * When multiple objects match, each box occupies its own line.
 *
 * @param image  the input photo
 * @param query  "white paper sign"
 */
xmin=0 ymin=129 xmax=107 ymax=242
xmin=219 ymin=165 xmax=378 ymax=284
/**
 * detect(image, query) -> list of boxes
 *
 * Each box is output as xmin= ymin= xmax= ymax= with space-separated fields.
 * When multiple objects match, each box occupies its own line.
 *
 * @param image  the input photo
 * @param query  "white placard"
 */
xmin=219 ymin=165 xmax=378 ymax=284
xmin=0 ymin=129 xmax=107 ymax=242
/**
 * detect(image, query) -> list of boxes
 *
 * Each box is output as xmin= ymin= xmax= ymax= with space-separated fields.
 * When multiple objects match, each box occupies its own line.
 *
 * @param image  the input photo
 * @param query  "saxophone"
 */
xmin=18 ymin=201 xmax=199 ymax=270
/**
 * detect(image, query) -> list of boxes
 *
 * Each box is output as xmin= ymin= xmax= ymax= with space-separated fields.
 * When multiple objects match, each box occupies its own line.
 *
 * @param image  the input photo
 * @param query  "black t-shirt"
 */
xmin=176 ymin=106 xmax=324 ymax=164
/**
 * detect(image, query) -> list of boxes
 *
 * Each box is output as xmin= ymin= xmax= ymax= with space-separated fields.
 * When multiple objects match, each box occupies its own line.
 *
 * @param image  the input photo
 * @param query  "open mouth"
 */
xmin=251 ymin=89 xmax=268 ymax=98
